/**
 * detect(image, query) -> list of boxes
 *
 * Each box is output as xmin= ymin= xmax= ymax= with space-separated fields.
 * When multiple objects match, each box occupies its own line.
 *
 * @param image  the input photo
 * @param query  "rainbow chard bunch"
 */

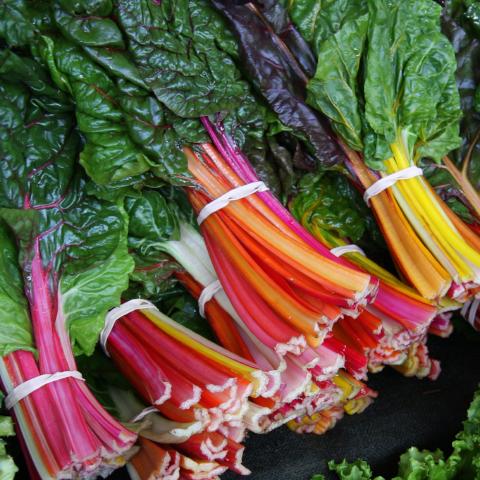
xmin=0 ymin=50 xmax=136 ymax=478
xmin=284 ymin=0 xmax=480 ymax=301
xmin=122 ymin=156 xmax=378 ymax=437
xmin=101 ymin=302 xmax=278 ymax=477
xmin=290 ymin=172 xmax=446 ymax=378
xmin=209 ymin=0 xmax=475 ymax=372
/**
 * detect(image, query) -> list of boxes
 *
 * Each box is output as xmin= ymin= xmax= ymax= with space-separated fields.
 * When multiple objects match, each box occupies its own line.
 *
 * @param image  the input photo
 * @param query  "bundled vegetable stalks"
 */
xmin=99 ymin=300 xmax=282 ymax=477
xmin=124 ymin=192 xmax=374 ymax=435
xmin=200 ymin=117 xmax=442 ymax=380
xmin=280 ymin=0 xmax=480 ymax=302
xmin=0 ymin=51 xmax=137 ymax=478
xmin=185 ymin=138 xmax=376 ymax=345
xmin=208 ymin=0 xmax=479 ymax=373
xmin=175 ymin=266 xmax=377 ymax=435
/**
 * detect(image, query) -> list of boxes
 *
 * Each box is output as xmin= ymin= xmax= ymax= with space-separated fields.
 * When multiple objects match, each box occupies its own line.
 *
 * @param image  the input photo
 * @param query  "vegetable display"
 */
xmin=0 ymin=0 xmax=478 ymax=479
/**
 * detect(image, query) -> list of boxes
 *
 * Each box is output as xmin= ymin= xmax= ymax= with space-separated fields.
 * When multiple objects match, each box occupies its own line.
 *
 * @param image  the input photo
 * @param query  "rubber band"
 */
xmin=363 ymin=166 xmax=423 ymax=205
xmin=461 ymin=298 xmax=480 ymax=328
xmin=101 ymin=299 xmax=157 ymax=356
xmin=130 ymin=406 xmax=158 ymax=423
xmin=197 ymin=181 xmax=269 ymax=225
xmin=330 ymin=245 xmax=366 ymax=257
xmin=198 ymin=280 xmax=223 ymax=318
xmin=5 ymin=371 xmax=84 ymax=409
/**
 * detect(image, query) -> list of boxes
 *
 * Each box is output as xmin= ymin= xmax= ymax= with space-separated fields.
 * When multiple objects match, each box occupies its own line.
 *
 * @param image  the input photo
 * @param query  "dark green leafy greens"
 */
xmin=441 ymin=0 xmax=480 ymax=190
xmin=290 ymin=172 xmax=388 ymax=262
xmin=124 ymin=188 xmax=216 ymax=340
xmin=0 ymin=50 xmax=133 ymax=355
xmin=210 ymin=0 xmax=348 ymax=168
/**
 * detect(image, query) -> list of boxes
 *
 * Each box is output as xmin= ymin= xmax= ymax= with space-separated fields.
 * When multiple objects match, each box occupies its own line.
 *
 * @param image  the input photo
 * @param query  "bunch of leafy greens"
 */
xmin=312 ymin=384 xmax=480 ymax=480
xmin=294 ymin=0 xmax=462 ymax=170
xmin=0 ymin=0 xmax=314 ymax=200
xmin=0 ymin=48 xmax=133 ymax=356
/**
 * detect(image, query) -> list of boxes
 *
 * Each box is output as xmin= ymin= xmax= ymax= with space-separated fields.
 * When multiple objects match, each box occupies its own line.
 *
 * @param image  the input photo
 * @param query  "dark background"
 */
xmin=221 ymin=327 xmax=480 ymax=480
xmin=12 ymin=325 xmax=480 ymax=479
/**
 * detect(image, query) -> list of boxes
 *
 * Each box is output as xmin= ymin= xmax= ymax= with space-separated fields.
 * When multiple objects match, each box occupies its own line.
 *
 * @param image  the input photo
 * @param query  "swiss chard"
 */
xmin=0 ymin=50 xmax=136 ymax=477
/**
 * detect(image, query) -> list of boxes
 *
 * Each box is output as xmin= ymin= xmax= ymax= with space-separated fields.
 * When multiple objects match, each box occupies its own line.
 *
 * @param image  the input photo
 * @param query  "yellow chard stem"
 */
xmin=387 ymin=134 xmax=480 ymax=284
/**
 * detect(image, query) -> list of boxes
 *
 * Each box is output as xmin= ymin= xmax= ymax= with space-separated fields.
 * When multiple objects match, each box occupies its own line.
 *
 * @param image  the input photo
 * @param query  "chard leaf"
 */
xmin=0 ymin=0 xmax=53 ymax=47
xmin=60 ymin=206 xmax=133 ymax=356
xmin=290 ymin=172 xmax=387 ymax=261
xmin=210 ymin=0 xmax=347 ymax=168
xmin=442 ymin=0 xmax=480 ymax=190
xmin=125 ymin=190 xmax=180 ymax=252
xmin=0 ymin=223 xmax=33 ymax=356
xmin=286 ymin=0 xmax=368 ymax=56
xmin=53 ymin=1 xmax=125 ymax=48
xmin=116 ymin=0 xmax=250 ymax=118
xmin=306 ymin=13 xmax=368 ymax=151
xmin=39 ymin=36 xmax=197 ymax=185
xmin=290 ymin=172 xmax=369 ymax=242
xmin=0 ymin=54 xmax=133 ymax=356
xmin=364 ymin=0 xmax=462 ymax=165
xmin=301 ymin=0 xmax=462 ymax=168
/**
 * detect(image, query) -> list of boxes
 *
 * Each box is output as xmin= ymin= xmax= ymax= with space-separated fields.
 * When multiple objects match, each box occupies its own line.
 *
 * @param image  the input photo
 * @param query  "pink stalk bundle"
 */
xmin=104 ymin=304 xmax=281 ymax=477
xmin=0 ymin=244 xmax=137 ymax=479
xmin=199 ymin=117 xmax=441 ymax=381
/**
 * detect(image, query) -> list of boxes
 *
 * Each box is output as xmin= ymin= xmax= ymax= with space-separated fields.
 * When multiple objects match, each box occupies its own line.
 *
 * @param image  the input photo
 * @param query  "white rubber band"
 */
xmin=197 ymin=181 xmax=269 ymax=225
xmin=101 ymin=299 xmax=157 ymax=356
xmin=5 ymin=371 xmax=84 ymax=409
xmin=130 ymin=406 xmax=158 ymax=423
xmin=198 ymin=280 xmax=223 ymax=318
xmin=461 ymin=298 xmax=480 ymax=327
xmin=363 ymin=166 xmax=423 ymax=205
xmin=330 ymin=245 xmax=366 ymax=257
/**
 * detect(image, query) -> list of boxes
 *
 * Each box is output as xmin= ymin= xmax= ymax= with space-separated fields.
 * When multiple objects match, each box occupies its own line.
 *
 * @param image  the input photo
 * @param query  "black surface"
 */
xmin=13 ymin=329 xmax=480 ymax=480
xmin=222 ymin=330 xmax=480 ymax=480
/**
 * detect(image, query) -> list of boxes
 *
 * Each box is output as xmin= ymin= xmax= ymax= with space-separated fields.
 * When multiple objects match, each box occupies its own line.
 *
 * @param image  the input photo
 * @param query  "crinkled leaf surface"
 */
xmin=300 ymin=0 xmax=462 ymax=169
xmin=0 ymin=52 xmax=133 ymax=355
xmin=210 ymin=0 xmax=347 ymax=168
xmin=116 ymin=0 xmax=250 ymax=118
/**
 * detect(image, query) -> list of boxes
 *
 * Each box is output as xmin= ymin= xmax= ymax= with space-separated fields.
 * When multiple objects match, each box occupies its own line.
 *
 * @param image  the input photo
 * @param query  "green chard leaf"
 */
xmin=302 ymin=0 xmax=462 ymax=169
xmin=116 ymin=0 xmax=251 ymax=118
xmin=306 ymin=12 xmax=368 ymax=151
xmin=442 ymin=0 xmax=480 ymax=190
xmin=0 ymin=52 xmax=134 ymax=356
xmin=286 ymin=0 xmax=368 ymax=58
xmin=290 ymin=172 xmax=387 ymax=261
xmin=39 ymin=36 xmax=200 ymax=185
xmin=0 ymin=222 xmax=34 ymax=356
xmin=53 ymin=0 xmax=124 ymax=49
xmin=0 ymin=0 xmax=53 ymax=47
